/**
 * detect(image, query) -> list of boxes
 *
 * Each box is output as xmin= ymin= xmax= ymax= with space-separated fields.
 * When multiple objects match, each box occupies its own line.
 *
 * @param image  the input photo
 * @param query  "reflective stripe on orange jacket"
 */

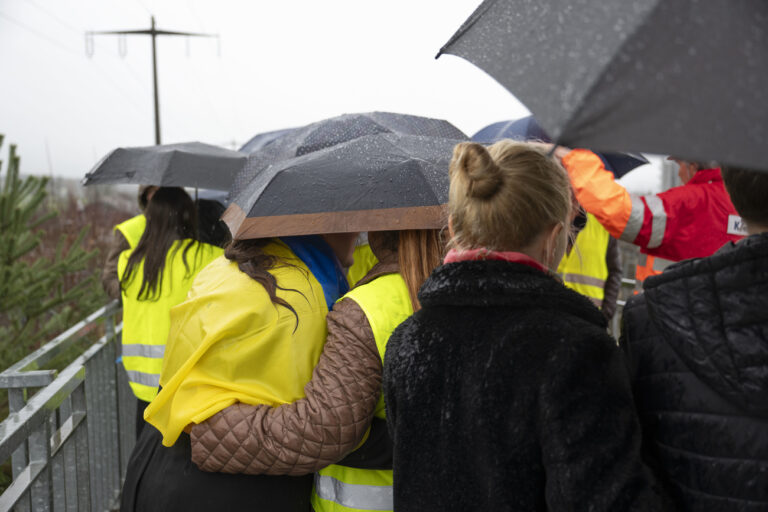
xmin=562 ymin=149 xmax=744 ymax=266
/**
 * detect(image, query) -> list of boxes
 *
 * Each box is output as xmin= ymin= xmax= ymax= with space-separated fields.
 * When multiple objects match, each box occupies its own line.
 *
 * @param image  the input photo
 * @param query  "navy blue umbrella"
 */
xmin=239 ymin=128 xmax=296 ymax=154
xmin=472 ymin=117 xmax=648 ymax=178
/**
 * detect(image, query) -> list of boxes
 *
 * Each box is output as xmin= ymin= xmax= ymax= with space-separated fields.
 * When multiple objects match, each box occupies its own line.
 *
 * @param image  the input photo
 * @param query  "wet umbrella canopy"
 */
xmin=472 ymin=116 xmax=648 ymax=177
xmin=229 ymin=111 xmax=467 ymax=197
xmin=83 ymin=142 xmax=246 ymax=191
xmin=439 ymin=0 xmax=768 ymax=171
xmin=223 ymin=133 xmax=458 ymax=240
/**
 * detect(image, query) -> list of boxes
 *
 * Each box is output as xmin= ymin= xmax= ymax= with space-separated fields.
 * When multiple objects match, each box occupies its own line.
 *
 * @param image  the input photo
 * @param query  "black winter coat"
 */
xmin=383 ymin=260 xmax=667 ymax=512
xmin=622 ymin=233 xmax=768 ymax=511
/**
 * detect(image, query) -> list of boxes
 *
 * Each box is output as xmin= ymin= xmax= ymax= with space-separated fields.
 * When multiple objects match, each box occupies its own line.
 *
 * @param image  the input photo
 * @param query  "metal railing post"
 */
xmin=8 ymin=388 xmax=31 ymax=512
xmin=28 ymin=413 xmax=52 ymax=511
xmin=0 ymin=301 xmax=127 ymax=512
xmin=71 ymin=384 xmax=91 ymax=511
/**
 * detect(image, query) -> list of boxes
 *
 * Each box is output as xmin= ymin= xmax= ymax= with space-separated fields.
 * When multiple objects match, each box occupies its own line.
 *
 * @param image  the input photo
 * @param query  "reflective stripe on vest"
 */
xmin=125 ymin=369 xmax=161 ymax=388
xmin=314 ymin=474 xmax=393 ymax=511
xmin=620 ymin=195 xmax=645 ymax=243
xmin=122 ymin=344 xmax=165 ymax=358
xmin=115 ymin=214 xmax=147 ymax=249
xmin=118 ymin=240 xmax=223 ymax=402
xmin=644 ymin=195 xmax=667 ymax=249
xmin=557 ymin=214 xmax=610 ymax=307
xmin=310 ymin=273 xmax=412 ymax=512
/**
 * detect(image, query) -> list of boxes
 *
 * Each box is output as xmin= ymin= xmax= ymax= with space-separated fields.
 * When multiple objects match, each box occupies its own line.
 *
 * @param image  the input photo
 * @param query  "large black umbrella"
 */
xmin=229 ymin=111 xmax=467 ymax=197
xmin=223 ymin=133 xmax=458 ymax=240
xmin=472 ymin=116 xmax=648 ymax=177
xmin=83 ymin=142 xmax=246 ymax=191
xmin=438 ymin=0 xmax=768 ymax=170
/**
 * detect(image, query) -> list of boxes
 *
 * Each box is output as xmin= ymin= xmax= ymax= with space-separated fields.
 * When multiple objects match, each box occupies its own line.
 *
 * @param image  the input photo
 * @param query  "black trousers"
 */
xmin=120 ymin=424 xmax=313 ymax=512
xmin=135 ymin=398 xmax=150 ymax=440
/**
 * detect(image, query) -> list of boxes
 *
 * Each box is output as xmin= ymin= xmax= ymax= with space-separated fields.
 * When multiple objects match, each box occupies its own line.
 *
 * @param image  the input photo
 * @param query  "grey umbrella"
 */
xmin=438 ymin=0 xmax=768 ymax=171
xmin=83 ymin=142 xmax=246 ymax=191
xmin=229 ymin=111 xmax=467 ymax=198
xmin=223 ymin=133 xmax=458 ymax=240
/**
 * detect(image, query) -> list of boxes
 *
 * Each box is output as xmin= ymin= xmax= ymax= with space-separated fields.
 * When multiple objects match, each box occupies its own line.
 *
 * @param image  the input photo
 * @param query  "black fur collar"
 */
xmin=419 ymin=260 xmax=606 ymax=329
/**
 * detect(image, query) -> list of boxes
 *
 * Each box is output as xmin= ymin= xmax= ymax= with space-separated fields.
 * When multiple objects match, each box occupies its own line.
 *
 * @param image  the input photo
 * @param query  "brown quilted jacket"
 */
xmin=189 ymin=239 xmax=398 ymax=476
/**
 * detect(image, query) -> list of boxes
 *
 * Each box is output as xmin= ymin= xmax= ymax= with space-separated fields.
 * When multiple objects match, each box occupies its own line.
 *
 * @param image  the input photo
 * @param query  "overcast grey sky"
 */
xmin=0 ymin=0 xmax=659 ymax=191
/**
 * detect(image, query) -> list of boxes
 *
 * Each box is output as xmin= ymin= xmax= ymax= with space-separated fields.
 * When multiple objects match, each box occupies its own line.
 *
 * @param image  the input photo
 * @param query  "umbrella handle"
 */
xmin=547 ymin=145 xmax=558 ymax=158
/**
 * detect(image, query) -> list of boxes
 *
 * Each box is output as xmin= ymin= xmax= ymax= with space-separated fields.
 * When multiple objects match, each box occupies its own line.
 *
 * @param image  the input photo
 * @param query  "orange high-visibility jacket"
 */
xmin=562 ymin=150 xmax=744 ymax=279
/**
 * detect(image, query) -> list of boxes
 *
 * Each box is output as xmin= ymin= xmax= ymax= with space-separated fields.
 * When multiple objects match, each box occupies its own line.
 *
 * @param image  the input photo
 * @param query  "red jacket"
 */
xmin=563 ymin=150 xmax=744 ymax=262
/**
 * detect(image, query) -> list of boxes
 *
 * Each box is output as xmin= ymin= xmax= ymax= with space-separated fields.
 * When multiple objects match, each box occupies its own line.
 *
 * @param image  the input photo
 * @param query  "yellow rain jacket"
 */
xmin=144 ymin=240 xmax=329 ymax=447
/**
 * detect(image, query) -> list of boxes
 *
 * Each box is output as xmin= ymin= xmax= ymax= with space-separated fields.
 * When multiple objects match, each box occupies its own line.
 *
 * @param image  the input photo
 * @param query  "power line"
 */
xmin=88 ymin=17 xmax=218 ymax=145
xmin=134 ymin=0 xmax=154 ymax=17
xmin=0 ymin=10 xmax=146 ymax=120
xmin=25 ymin=0 xmax=81 ymax=33
xmin=0 ymin=10 xmax=81 ymax=56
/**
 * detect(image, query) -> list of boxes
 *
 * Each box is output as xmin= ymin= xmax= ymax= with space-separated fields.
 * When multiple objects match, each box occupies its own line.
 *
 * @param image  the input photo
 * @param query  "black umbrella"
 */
xmin=223 ymin=133 xmax=458 ymax=240
xmin=438 ymin=0 xmax=768 ymax=171
xmin=83 ymin=142 xmax=246 ymax=191
xmin=229 ymin=111 xmax=467 ymax=198
xmin=472 ymin=116 xmax=648 ymax=177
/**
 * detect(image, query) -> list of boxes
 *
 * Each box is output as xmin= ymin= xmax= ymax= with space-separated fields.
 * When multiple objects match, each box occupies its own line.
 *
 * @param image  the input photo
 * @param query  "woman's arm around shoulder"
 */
xmin=190 ymin=297 xmax=383 ymax=476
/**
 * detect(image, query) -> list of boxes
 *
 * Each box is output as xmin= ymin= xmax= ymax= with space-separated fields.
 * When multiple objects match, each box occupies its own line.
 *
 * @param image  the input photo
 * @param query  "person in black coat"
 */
xmin=383 ymin=141 xmax=666 ymax=512
xmin=621 ymin=165 xmax=768 ymax=511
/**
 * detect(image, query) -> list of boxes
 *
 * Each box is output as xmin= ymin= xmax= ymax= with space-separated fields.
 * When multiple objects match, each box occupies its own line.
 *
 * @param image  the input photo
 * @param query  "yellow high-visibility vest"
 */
xmin=311 ymin=272 xmax=411 ymax=512
xmin=115 ymin=214 xmax=147 ymax=249
xmin=347 ymin=244 xmax=379 ymax=287
xmin=118 ymin=239 xmax=222 ymax=402
xmin=557 ymin=213 xmax=610 ymax=308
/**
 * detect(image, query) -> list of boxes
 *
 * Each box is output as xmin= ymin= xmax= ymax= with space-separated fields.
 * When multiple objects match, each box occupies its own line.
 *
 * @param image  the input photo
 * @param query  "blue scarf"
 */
xmin=281 ymin=235 xmax=349 ymax=310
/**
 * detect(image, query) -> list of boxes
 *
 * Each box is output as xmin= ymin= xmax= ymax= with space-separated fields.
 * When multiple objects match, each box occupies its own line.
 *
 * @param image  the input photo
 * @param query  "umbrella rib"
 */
xmin=436 ymin=0 xmax=499 ymax=59
xmin=559 ymin=0 xmax=666 ymax=142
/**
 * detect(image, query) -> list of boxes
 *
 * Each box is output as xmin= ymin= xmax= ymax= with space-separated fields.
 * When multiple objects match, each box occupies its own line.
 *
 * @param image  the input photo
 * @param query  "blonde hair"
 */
xmin=448 ymin=140 xmax=571 ymax=251
xmin=397 ymin=229 xmax=444 ymax=311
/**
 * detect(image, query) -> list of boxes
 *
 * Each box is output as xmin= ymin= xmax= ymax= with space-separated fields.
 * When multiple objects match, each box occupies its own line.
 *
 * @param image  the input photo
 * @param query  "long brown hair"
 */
xmin=397 ymin=229 xmax=444 ymax=311
xmin=121 ymin=187 xmax=198 ymax=300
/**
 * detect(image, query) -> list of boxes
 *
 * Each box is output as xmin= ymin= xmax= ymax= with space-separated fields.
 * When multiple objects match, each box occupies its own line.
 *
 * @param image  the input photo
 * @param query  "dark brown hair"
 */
xmin=121 ymin=187 xmax=198 ymax=300
xmin=722 ymin=166 xmax=768 ymax=228
xmin=223 ymin=238 xmax=299 ymax=321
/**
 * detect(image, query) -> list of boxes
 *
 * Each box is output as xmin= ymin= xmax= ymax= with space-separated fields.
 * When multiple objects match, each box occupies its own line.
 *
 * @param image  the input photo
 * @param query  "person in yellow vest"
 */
xmin=185 ymin=228 xmax=445 ymax=512
xmin=101 ymin=185 xmax=157 ymax=300
xmin=120 ymin=231 xmax=359 ymax=512
xmin=118 ymin=187 xmax=223 ymax=438
xmin=556 ymin=209 xmax=622 ymax=320
xmin=347 ymin=235 xmax=379 ymax=287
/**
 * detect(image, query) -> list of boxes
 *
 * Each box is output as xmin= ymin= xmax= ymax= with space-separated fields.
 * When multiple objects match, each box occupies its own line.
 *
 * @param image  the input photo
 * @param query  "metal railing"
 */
xmin=610 ymin=277 xmax=637 ymax=338
xmin=0 ymin=301 xmax=135 ymax=511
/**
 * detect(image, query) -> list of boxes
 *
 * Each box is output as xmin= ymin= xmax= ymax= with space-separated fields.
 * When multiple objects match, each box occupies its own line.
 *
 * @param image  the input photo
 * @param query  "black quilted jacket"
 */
xmin=383 ymin=260 xmax=667 ymax=512
xmin=622 ymin=233 xmax=768 ymax=511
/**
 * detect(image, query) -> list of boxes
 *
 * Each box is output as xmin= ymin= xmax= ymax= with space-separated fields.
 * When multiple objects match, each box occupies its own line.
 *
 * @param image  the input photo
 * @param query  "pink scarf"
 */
xmin=443 ymin=248 xmax=548 ymax=273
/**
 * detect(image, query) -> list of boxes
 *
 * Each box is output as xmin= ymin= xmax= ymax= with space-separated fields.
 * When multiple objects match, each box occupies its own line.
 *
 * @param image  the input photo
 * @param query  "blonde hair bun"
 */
xmin=452 ymin=142 xmax=503 ymax=199
xmin=447 ymin=139 xmax=571 ymax=252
